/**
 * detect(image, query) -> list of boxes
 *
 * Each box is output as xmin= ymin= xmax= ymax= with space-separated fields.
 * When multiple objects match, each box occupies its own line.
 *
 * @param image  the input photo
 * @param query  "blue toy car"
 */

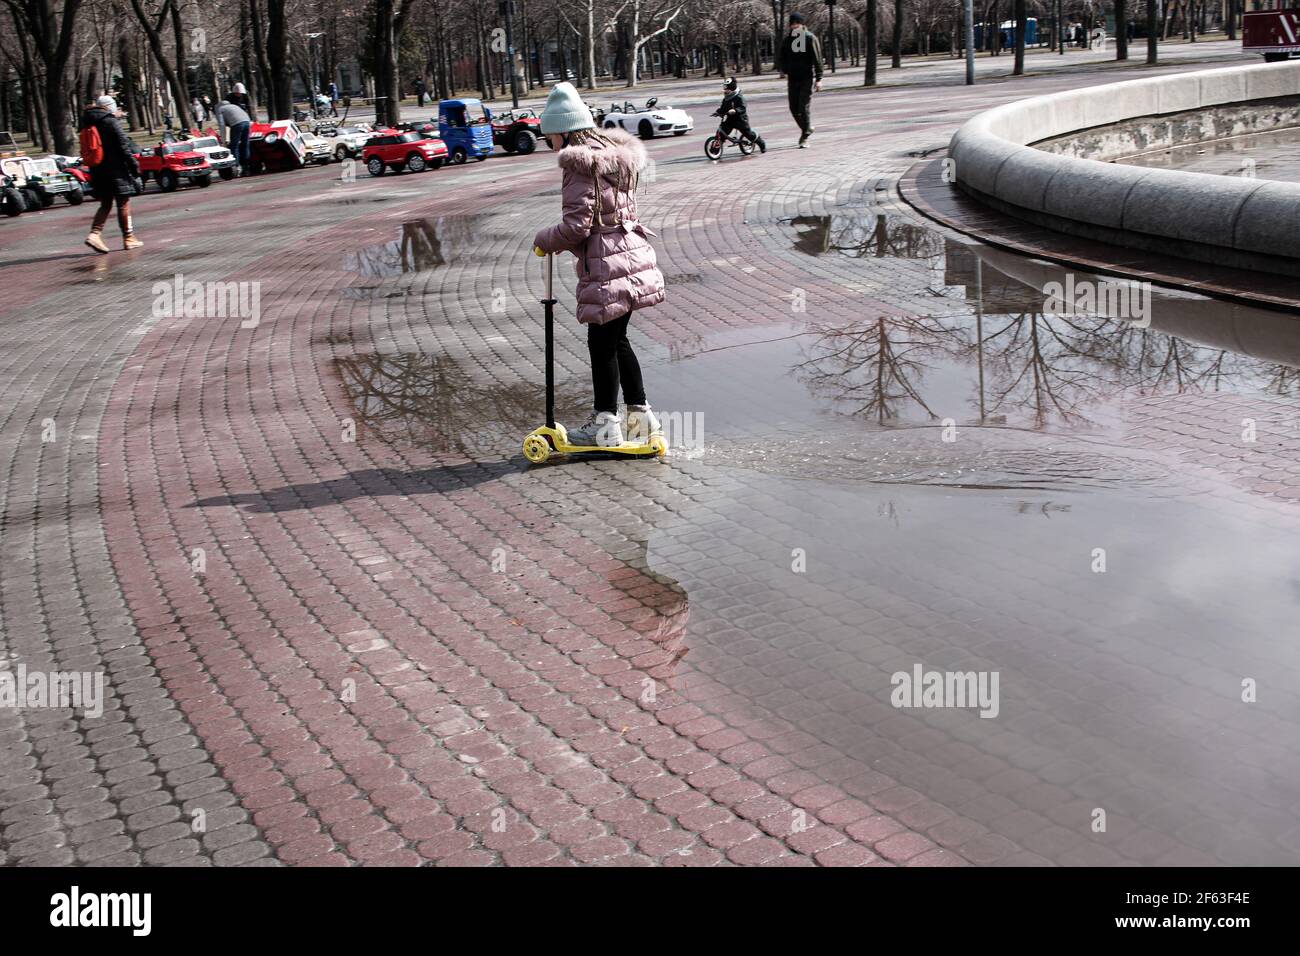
xmin=438 ymin=99 xmax=494 ymax=164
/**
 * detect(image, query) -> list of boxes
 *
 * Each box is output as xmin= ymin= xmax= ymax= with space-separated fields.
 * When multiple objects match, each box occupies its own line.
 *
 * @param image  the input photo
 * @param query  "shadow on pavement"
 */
xmin=189 ymin=460 xmax=522 ymax=512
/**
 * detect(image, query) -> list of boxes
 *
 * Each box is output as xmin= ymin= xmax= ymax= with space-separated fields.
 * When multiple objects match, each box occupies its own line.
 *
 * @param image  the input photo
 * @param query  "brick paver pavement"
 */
xmin=4 ymin=47 xmax=1300 ymax=867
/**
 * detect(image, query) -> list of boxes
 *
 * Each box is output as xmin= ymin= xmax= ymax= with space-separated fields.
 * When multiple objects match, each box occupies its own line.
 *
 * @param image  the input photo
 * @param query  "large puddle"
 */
xmin=335 ymin=209 xmax=1300 ymax=864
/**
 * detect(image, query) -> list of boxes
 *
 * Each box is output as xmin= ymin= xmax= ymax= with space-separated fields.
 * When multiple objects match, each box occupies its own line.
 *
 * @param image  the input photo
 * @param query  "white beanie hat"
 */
xmin=539 ymin=82 xmax=594 ymax=135
xmin=95 ymin=95 xmax=117 ymax=112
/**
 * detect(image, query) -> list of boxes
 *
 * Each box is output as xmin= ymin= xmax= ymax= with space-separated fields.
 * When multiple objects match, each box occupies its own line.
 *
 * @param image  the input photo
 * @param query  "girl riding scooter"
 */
xmin=713 ymin=77 xmax=766 ymax=153
xmin=531 ymin=82 xmax=666 ymax=448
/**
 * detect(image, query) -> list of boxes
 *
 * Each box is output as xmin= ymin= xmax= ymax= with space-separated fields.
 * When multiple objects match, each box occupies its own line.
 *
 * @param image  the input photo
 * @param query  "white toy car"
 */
xmin=601 ymin=97 xmax=692 ymax=139
xmin=317 ymin=123 xmax=372 ymax=161
xmin=300 ymin=129 xmax=334 ymax=165
xmin=180 ymin=135 xmax=238 ymax=180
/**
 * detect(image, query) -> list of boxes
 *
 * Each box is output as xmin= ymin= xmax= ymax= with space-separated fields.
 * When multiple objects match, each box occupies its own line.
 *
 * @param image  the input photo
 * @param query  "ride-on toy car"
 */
xmin=601 ymin=97 xmax=693 ymax=139
xmin=134 ymin=141 xmax=213 ymax=191
xmin=52 ymin=154 xmax=92 ymax=187
xmin=492 ymin=108 xmax=542 ymax=154
xmin=299 ymin=128 xmax=334 ymax=165
xmin=246 ymin=120 xmax=308 ymax=173
xmin=1 ymin=155 xmax=84 ymax=207
xmin=317 ymin=122 xmax=372 ymax=161
xmin=175 ymin=134 xmax=238 ymax=180
xmin=438 ymin=98 xmax=493 ymax=164
xmin=361 ymin=129 xmax=448 ymax=175
xmin=2 ymin=167 xmax=29 ymax=215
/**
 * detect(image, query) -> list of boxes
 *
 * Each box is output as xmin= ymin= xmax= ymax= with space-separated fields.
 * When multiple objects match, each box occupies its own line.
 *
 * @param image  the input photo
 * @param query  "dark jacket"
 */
xmin=714 ymin=90 xmax=751 ymax=122
xmin=777 ymin=29 xmax=824 ymax=81
xmin=227 ymin=91 xmax=252 ymax=113
xmin=79 ymin=106 xmax=139 ymax=198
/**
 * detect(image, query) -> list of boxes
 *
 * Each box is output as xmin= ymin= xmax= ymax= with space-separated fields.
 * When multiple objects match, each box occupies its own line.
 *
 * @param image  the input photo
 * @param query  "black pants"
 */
xmin=721 ymin=115 xmax=763 ymax=146
xmin=787 ymin=77 xmax=814 ymax=135
xmin=588 ymin=313 xmax=646 ymax=413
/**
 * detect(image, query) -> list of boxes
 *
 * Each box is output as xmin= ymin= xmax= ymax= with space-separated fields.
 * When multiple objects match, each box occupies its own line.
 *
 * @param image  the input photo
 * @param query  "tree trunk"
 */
xmin=1013 ymin=0 xmax=1026 ymax=73
xmin=168 ymin=0 xmax=190 ymax=116
xmin=1147 ymin=0 xmax=1158 ymax=63
xmin=556 ymin=12 xmax=567 ymax=84
xmin=128 ymin=0 xmax=194 ymax=131
xmin=249 ymin=0 xmax=273 ymax=117
xmin=16 ymin=0 xmax=85 ymax=153
xmin=239 ymin=0 xmax=259 ymax=118
xmin=1116 ymin=0 xmax=1128 ymax=59
xmin=892 ymin=0 xmax=903 ymax=67
xmin=864 ymin=0 xmax=878 ymax=85
xmin=473 ymin=2 xmax=490 ymax=100
xmin=266 ymin=0 xmax=292 ymax=119
xmin=586 ymin=3 xmax=597 ymax=90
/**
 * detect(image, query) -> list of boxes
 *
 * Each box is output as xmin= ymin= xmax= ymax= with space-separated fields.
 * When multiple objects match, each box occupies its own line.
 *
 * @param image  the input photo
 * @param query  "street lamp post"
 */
xmin=825 ymin=0 xmax=838 ymax=73
xmin=306 ymin=32 xmax=324 ymax=117
xmin=500 ymin=0 xmax=520 ymax=108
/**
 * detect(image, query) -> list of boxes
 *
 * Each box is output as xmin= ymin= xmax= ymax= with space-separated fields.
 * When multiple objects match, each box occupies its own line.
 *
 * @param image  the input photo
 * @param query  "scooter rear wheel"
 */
xmin=739 ymin=138 xmax=756 ymax=156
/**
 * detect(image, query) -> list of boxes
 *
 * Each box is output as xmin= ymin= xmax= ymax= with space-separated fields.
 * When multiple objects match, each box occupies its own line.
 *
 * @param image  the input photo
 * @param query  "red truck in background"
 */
xmin=1243 ymin=7 xmax=1300 ymax=61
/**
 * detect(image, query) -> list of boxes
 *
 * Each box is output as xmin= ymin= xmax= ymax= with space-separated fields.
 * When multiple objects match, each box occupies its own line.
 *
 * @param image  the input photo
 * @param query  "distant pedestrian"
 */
xmin=191 ymin=97 xmax=205 ymax=125
xmin=216 ymin=96 xmax=253 ymax=175
xmin=79 ymin=96 xmax=142 ymax=253
xmin=327 ymin=81 xmax=339 ymax=116
xmin=775 ymin=12 xmax=824 ymax=148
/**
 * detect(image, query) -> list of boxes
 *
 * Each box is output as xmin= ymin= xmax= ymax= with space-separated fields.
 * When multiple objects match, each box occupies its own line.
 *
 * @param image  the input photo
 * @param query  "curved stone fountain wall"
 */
xmin=949 ymin=62 xmax=1300 ymax=278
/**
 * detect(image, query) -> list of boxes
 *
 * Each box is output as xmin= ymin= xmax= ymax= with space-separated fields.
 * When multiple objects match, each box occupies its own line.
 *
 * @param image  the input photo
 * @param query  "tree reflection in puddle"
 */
xmin=791 ymin=237 xmax=1300 ymax=430
xmin=335 ymin=351 xmax=588 ymax=455
xmin=343 ymin=215 xmax=503 ymax=278
xmin=785 ymin=213 xmax=944 ymax=260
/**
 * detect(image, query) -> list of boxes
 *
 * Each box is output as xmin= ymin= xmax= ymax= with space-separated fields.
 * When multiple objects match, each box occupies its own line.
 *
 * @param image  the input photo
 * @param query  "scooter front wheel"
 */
xmin=523 ymin=434 xmax=551 ymax=464
xmin=704 ymin=136 xmax=724 ymax=161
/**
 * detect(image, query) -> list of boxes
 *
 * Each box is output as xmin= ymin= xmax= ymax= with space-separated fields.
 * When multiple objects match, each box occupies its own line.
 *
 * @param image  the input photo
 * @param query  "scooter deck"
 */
xmin=554 ymin=440 xmax=659 ymax=456
xmin=522 ymin=425 xmax=666 ymax=463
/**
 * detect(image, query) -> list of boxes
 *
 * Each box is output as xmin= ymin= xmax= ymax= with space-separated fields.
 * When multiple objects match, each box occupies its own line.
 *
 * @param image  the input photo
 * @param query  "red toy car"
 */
xmin=133 ymin=140 xmax=213 ymax=191
xmin=362 ymin=129 xmax=448 ymax=175
xmin=492 ymin=108 xmax=543 ymax=154
xmin=247 ymin=120 xmax=308 ymax=173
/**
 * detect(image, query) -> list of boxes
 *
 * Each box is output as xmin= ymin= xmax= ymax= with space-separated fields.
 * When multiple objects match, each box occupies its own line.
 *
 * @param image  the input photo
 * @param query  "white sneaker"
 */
xmin=568 ymin=411 xmax=623 ymax=447
xmin=625 ymin=404 xmax=661 ymax=443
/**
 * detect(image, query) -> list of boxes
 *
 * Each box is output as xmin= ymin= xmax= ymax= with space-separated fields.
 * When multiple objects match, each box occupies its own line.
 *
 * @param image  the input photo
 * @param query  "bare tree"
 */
xmin=3 ymin=0 xmax=85 ymax=152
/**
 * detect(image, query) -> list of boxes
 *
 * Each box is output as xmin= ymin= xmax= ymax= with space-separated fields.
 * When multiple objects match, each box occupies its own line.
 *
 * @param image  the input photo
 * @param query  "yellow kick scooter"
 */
xmin=521 ymin=251 xmax=667 ymax=465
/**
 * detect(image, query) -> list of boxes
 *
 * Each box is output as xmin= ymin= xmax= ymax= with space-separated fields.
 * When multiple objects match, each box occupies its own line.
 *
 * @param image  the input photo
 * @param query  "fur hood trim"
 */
xmin=555 ymin=128 xmax=646 ymax=179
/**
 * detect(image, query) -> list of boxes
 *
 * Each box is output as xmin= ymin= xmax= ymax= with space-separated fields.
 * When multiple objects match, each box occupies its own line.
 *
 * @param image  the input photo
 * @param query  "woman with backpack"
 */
xmin=79 ymin=96 xmax=143 ymax=253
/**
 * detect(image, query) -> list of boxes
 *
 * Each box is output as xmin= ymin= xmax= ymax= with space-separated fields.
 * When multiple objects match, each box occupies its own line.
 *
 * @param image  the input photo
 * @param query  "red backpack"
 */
xmin=79 ymin=123 xmax=104 ymax=167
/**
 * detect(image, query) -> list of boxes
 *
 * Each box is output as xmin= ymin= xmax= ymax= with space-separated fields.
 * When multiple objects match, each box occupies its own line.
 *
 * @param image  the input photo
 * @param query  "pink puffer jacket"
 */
xmin=532 ymin=129 xmax=666 ymax=325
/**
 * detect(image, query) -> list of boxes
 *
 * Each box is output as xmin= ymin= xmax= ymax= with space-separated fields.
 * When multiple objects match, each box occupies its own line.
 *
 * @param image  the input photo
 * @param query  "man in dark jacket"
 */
xmin=775 ymin=12 xmax=824 ymax=147
xmin=713 ymin=77 xmax=766 ymax=153
xmin=80 ymin=96 xmax=142 ymax=253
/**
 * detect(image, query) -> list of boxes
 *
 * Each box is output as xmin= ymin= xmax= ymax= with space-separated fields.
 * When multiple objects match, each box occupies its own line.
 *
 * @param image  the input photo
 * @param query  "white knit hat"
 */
xmin=95 ymin=95 xmax=117 ymax=112
xmin=539 ymin=82 xmax=594 ymax=135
